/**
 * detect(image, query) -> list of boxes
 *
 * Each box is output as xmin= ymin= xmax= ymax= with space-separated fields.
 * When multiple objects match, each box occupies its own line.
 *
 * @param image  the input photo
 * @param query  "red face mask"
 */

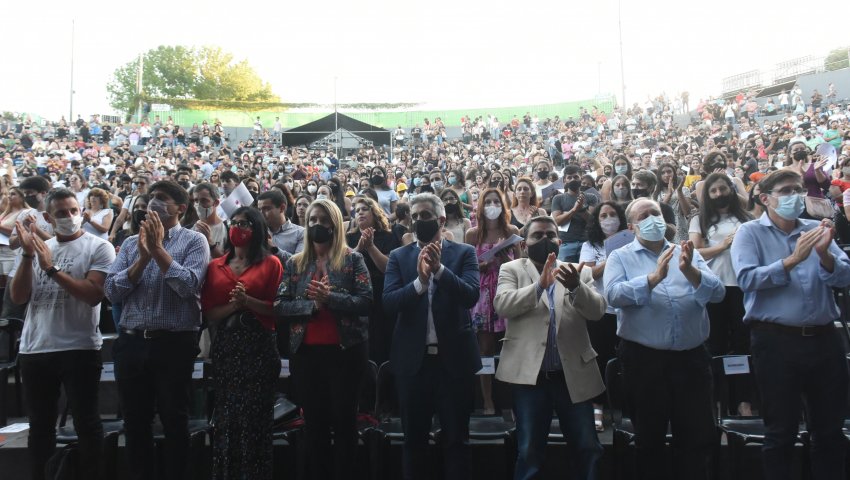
xmin=229 ymin=226 xmax=253 ymax=247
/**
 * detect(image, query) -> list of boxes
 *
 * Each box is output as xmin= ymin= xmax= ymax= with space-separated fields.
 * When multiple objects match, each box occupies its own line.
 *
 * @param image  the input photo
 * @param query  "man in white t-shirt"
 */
xmin=9 ymin=188 xmax=116 ymax=480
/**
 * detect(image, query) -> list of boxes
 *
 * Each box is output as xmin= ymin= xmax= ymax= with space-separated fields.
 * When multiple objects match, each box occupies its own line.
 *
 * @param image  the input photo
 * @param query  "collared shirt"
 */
xmin=105 ymin=224 xmax=210 ymax=331
xmin=412 ymin=240 xmax=446 ymax=345
xmin=604 ymin=239 xmax=725 ymax=351
xmin=271 ymin=220 xmax=304 ymax=255
xmin=731 ymin=213 xmax=850 ymax=327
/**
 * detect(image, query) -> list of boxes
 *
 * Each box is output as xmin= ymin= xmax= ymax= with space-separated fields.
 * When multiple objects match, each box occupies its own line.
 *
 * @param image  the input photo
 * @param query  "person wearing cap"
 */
xmin=732 ymin=169 xmax=850 ymax=480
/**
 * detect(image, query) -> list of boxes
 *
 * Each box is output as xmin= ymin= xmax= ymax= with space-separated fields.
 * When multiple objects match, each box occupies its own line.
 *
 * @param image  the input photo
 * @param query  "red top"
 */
xmin=201 ymin=254 xmax=283 ymax=331
xmin=303 ymin=272 xmax=340 ymax=345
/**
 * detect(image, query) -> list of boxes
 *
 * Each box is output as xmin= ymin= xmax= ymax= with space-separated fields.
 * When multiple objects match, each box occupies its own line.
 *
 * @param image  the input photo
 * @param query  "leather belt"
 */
xmin=538 ymin=370 xmax=564 ymax=381
xmin=426 ymin=344 xmax=439 ymax=355
xmin=749 ymin=320 xmax=834 ymax=337
xmin=120 ymin=328 xmax=180 ymax=339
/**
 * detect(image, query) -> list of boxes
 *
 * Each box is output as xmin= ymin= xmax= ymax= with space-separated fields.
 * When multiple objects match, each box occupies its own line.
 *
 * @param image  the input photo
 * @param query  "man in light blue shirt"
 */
xmin=604 ymin=198 xmax=725 ymax=480
xmin=731 ymin=169 xmax=850 ymax=480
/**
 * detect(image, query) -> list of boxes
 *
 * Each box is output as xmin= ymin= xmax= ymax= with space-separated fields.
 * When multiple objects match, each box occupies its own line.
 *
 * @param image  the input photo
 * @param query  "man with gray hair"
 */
xmin=604 ymin=197 xmax=725 ymax=480
xmin=383 ymin=193 xmax=481 ymax=480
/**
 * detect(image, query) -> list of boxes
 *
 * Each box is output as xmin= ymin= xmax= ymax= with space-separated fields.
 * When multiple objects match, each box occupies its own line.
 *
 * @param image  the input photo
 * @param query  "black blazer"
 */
xmin=383 ymin=240 xmax=482 ymax=378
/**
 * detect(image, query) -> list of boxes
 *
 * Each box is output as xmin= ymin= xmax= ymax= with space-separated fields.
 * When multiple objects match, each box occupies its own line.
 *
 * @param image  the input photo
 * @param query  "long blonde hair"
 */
xmin=292 ymin=199 xmax=348 ymax=274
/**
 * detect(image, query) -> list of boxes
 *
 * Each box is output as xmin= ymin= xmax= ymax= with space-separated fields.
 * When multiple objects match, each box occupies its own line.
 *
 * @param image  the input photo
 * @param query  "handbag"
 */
xmin=804 ymin=196 xmax=834 ymax=219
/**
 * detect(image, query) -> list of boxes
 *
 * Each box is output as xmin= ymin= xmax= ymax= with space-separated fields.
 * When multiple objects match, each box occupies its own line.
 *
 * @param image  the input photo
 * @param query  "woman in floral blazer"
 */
xmin=274 ymin=199 xmax=372 ymax=479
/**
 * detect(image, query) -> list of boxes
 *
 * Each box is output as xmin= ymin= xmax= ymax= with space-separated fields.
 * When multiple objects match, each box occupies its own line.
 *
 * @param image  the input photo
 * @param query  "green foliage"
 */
xmin=825 ymin=47 xmax=849 ymax=71
xmin=107 ymin=45 xmax=280 ymax=113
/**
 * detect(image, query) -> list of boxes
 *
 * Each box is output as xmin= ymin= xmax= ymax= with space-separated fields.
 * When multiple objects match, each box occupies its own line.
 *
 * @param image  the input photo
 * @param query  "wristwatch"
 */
xmin=45 ymin=266 xmax=60 ymax=278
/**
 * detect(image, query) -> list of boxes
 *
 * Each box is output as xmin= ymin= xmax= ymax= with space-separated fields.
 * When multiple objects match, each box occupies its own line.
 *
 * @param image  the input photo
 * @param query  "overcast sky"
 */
xmin=3 ymin=0 xmax=848 ymax=120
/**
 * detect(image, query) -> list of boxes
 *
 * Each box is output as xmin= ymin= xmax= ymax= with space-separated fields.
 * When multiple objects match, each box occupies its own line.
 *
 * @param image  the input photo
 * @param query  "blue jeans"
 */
xmin=558 ymin=241 xmax=583 ymax=263
xmin=512 ymin=374 xmax=602 ymax=480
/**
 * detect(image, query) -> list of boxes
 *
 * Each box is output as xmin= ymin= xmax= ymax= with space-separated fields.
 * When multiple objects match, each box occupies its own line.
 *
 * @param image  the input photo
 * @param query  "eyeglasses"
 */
xmin=231 ymin=220 xmax=253 ymax=229
xmin=770 ymin=186 xmax=805 ymax=196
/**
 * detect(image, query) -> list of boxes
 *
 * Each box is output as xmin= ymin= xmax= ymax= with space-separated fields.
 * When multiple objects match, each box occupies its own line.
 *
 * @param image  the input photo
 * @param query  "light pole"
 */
xmin=69 ymin=19 xmax=75 ymax=121
xmin=618 ymin=0 xmax=626 ymax=108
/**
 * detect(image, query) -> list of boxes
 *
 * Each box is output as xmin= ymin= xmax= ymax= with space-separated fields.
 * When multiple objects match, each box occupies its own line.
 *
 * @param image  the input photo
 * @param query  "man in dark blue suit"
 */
xmin=383 ymin=193 xmax=481 ymax=480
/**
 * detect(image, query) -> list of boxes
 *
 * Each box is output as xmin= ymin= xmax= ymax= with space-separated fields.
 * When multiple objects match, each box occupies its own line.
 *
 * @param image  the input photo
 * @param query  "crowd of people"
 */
xmin=2 ymin=82 xmax=850 ymax=480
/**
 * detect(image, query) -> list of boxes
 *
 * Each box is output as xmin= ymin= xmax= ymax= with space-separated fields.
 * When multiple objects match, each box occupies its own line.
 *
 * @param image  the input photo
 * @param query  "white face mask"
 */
xmin=484 ymin=204 xmax=503 ymax=220
xmin=307 ymin=185 xmax=317 ymax=194
xmin=316 ymin=194 xmax=328 ymax=200
xmin=600 ymin=217 xmax=620 ymax=236
xmin=195 ymin=203 xmax=213 ymax=219
xmin=54 ymin=214 xmax=83 ymax=236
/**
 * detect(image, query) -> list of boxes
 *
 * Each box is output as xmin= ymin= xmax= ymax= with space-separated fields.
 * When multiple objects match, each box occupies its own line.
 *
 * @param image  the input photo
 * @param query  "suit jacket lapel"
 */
xmin=521 ymin=259 xmax=549 ymax=310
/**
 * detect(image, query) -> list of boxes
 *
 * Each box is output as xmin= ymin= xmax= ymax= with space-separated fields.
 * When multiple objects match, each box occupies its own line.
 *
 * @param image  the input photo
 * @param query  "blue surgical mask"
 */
xmin=413 ymin=177 xmax=422 ymax=187
xmin=636 ymin=214 xmax=666 ymax=242
xmin=448 ymin=177 xmax=457 ymax=186
xmin=773 ymin=193 xmax=805 ymax=221
xmin=615 ymin=165 xmax=628 ymax=175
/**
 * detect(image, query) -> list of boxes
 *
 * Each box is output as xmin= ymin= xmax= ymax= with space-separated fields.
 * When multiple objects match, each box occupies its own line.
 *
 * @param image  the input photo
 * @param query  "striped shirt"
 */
xmin=105 ymin=224 xmax=210 ymax=331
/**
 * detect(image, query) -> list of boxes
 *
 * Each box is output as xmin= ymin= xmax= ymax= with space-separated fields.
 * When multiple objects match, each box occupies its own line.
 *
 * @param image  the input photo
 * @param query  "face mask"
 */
xmin=600 ymin=217 xmax=620 ymax=236
xmin=444 ymin=203 xmax=460 ymax=216
xmin=567 ymin=180 xmax=582 ymax=192
xmin=636 ymin=214 xmax=666 ymax=242
xmin=527 ymin=238 xmax=559 ymax=264
xmin=613 ymin=187 xmax=628 ymax=199
xmin=195 ymin=203 xmax=213 ymax=219
xmin=537 ymin=170 xmax=550 ymax=180
xmin=249 ymin=191 xmax=258 ymax=202
xmin=147 ymin=197 xmax=174 ymax=221
xmin=178 ymin=181 xmax=190 ymax=189
xmin=308 ymin=224 xmax=333 ymax=244
xmin=773 ymin=193 xmax=805 ymax=221
xmin=413 ymin=178 xmax=422 ymax=187
xmin=711 ymin=194 xmax=732 ymax=209
xmin=792 ymin=150 xmax=808 ymax=162
xmin=490 ymin=179 xmax=502 ymax=188
xmin=631 ymin=188 xmax=648 ymax=198
xmin=132 ymin=209 xmax=147 ymax=226
xmin=371 ymin=175 xmax=385 ymax=186
xmin=229 ymin=226 xmax=253 ymax=247
xmin=307 ymin=185 xmax=317 ymax=194
xmin=24 ymin=194 xmax=40 ymax=208
xmin=53 ymin=214 xmax=82 ymax=236
xmin=285 ymin=182 xmax=294 ymax=189
xmin=484 ymin=205 xmax=502 ymax=220
xmin=316 ymin=194 xmax=328 ymax=200
xmin=414 ymin=218 xmax=440 ymax=243
xmin=448 ymin=177 xmax=457 ymax=186
xmin=615 ymin=165 xmax=628 ymax=175
xmin=432 ymin=181 xmax=444 ymax=190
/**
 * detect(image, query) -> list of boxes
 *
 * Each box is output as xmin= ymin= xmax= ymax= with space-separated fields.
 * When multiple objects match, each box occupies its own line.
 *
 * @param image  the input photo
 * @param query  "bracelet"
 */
xmin=21 ymin=253 xmax=34 ymax=259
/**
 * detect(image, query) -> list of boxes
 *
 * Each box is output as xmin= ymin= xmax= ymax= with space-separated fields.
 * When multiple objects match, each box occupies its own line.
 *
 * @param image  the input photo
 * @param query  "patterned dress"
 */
xmin=471 ymin=242 xmax=514 ymax=333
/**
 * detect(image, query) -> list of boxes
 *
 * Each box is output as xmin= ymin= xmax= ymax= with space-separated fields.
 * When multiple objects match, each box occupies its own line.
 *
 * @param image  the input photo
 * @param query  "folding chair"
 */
xmin=0 ymin=317 xmax=23 ymax=426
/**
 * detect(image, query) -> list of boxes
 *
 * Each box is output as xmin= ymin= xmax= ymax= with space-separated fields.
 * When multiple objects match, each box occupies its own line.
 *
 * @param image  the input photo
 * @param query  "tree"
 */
xmin=107 ymin=45 xmax=279 ymax=113
xmin=825 ymin=46 xmax=849 ymax=71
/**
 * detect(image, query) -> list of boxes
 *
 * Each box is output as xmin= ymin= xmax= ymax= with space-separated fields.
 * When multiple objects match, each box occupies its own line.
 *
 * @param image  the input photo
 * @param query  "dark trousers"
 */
xmin=512 ymin=373 xmax=602 ymax=480
xmin=18 ymin=350 xmax=103 ymax=480
xmin=396 ymin=353 xmax=474 ymax=480
xmin=290 ymin=342 xmax=368 ymax=480
xmin=751 ymin=327 xmax=848 ymax=480
xmin=706 ymin=287 xmax=752 ymax=407
xmin=587 ymin=313 xmax=618 ymax=405
xmin=113 ymin=332 xmax=199 ymax=480
xmin=618 ymin=340 xmax=716 ymax=480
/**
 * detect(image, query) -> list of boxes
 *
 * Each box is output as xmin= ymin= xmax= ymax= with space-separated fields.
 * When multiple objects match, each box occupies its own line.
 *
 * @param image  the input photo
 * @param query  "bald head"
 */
xmin=625 ymin=198 xmax=662 ymax=224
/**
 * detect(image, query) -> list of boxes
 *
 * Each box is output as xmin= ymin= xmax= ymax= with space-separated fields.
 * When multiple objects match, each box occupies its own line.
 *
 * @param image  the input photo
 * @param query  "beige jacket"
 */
xmin=493 ymin=258 xmax=607 ymax=404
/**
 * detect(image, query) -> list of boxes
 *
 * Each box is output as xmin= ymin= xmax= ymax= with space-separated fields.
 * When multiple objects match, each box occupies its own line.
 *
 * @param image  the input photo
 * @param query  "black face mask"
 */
xmin=527 ymin=238 xmax=559 ymax=264
xmin=132 ymin=209 xmax=147 ymax=226
xmin=371 ymin=175 xmax=385 ymax=186
xmin=309 ymin=224 xmax=333 ymax=244
xmin=24 ymin=194 xmax=39 ymax=208
xmin=631 ymin=188 xmax=649 ymax=198
xmin=537 ymin=170 xmax=549 ymax=180
xmin=793 ymin=150 xmax=808 ymax=161
xmin=490 ymin=180 xmax=502 ymax=188
xmin=414 ymin=218 xmax=440 ymax=243
xmin=580 ymin=185 xmax=591 ymax=192
xmin=711 ymin=194 xmax=732 ymax=209
xmin=444 ymin=203 xmax=460 ymax=216
xmin=178 ymin=181 xmax=189 ymax=189
xmin=567 ymin=180 xmax=581 ymax=192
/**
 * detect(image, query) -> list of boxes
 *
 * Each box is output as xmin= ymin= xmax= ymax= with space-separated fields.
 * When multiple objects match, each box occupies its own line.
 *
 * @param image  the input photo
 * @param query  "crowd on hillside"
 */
xmin=1 ymin=80 xmax=850 ymax=480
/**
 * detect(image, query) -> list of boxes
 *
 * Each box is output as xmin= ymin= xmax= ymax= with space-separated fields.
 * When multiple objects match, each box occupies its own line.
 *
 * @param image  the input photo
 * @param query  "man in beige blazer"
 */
xmin=494 ymin=215 xmax=607 ymax=480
